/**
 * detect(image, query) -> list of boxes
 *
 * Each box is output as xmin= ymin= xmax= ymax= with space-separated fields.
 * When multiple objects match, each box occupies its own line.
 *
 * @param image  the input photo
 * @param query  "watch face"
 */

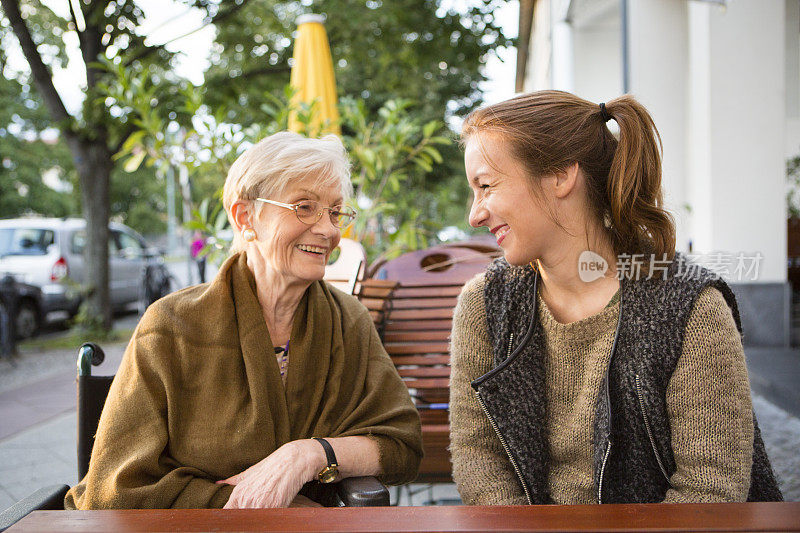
xmin=318 ymin=466 xmax=338 ymax=484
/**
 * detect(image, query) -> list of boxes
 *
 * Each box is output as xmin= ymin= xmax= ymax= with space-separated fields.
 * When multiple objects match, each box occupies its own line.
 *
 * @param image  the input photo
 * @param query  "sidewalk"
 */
xmin=0 ymin=336 xmax=797 ymax=509
xmin=745 ymin=346 xmax=800 ymax=419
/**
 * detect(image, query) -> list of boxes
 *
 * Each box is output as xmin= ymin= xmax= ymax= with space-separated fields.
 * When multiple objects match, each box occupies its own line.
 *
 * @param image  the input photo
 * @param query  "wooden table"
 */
xmin=8 ymin=503 xmax=800 ymax=532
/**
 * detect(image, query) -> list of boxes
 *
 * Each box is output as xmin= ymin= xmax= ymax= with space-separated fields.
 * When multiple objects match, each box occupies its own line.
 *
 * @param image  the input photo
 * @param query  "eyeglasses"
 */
xmin=255 ymin=198 xmax=357 ymax=228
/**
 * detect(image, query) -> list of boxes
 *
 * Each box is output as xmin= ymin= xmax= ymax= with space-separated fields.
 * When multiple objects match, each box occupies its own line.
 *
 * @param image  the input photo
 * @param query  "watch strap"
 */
xmin=313 ymin=437 xmax=337 ymax=468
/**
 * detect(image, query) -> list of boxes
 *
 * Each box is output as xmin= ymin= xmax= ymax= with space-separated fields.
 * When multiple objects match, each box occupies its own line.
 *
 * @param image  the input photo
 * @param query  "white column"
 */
xmin=688 ymin=0 xmax=786 ymax=283
xmin=569 ymin=1 xmax=623 ymax=101
xmin=550 ymin=0 xmax=574 ymax=92
xmin=687 ymin=3 xmax=713 ymax=254
xmin=785 ymin=0 xmax=800 ymax=157
xmin=626 ymin=0 xmax=690 ymax=252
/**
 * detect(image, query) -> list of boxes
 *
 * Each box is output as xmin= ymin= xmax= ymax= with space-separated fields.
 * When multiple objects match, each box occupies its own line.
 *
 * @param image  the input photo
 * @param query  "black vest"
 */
xmin=472 ymin=255 xmax=783 ymax=504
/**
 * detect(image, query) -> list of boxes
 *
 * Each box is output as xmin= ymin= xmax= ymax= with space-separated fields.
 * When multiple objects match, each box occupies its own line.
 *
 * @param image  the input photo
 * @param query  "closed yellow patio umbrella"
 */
xmin=288 ymin=14 xmax=340 ymax=136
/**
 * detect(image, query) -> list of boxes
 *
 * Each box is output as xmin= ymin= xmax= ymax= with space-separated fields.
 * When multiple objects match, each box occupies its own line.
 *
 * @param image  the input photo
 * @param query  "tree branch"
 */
xmin=79 ymin=1 xmax=105 ymax=89
xmin=205 ymin=65 xmax=290 ymax=86
xmin=123 ymin=0 xmax=254 ymax=67
xmin=206 ymin=0 xmax=254 ymax=26
xmin=0 ymin=0 xmax=72 ymax=124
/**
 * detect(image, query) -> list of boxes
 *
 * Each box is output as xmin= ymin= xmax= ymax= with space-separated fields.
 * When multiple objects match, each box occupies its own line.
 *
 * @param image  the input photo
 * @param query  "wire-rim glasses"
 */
xmin=255 ymin=198 xmax=357 ymax=228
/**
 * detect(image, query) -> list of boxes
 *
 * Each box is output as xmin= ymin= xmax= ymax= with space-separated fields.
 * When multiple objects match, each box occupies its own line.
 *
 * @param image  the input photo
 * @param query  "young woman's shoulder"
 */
xmin=456 ymin=272 xmax=487 ymax=316
xmin=687 ymin=285 xmax=739 ymax=336
xmin=451 ymin=273 xmax=493 ymax=371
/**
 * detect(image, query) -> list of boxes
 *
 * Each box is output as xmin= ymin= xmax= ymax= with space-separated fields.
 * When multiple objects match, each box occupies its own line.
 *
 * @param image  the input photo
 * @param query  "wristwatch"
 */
xmin=313 ymin=437 xmax=339 ymax=483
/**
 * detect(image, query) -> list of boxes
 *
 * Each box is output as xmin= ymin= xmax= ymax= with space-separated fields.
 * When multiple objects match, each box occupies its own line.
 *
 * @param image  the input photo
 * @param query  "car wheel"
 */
xmin=15 ymin=299 xmax=40 ymax=339
xmin=144 ymin=266 xmax=173 ymax=307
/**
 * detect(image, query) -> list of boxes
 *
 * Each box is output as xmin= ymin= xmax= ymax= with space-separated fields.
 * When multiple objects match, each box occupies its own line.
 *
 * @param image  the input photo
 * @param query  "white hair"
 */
xmin=223 ymin=131 xmax=352 ymax=252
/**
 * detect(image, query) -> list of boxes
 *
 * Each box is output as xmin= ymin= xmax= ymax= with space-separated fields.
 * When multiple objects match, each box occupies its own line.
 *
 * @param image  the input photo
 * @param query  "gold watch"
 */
xmin=313 ymin=437 xmax=339 ymax=483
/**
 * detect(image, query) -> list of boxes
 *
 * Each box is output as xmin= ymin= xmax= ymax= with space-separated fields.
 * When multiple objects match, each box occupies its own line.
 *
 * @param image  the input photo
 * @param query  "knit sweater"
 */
xmin=449 ymin=273 xmax=754 ymax=505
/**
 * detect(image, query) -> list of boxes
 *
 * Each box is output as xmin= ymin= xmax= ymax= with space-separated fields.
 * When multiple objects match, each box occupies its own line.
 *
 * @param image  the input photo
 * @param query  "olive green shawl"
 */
xmin=65 ymin=252 xmax=422 ymax=509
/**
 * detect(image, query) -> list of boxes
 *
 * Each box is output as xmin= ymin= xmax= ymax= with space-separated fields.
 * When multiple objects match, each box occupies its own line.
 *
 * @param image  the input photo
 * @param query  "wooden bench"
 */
xmin=324 ymin=238 xmax=367 ymax=295
xmin=359 ymin=245 xmax=499 ymax=487
xmin=358 ymin=279 xmax=460 ymax=483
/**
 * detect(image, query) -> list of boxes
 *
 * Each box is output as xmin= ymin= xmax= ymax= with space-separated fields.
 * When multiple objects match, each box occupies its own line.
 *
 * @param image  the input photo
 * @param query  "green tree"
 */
xmin=341 ymin=97 xmax=451 ymax=262
xmin=202 ymin=0 xmax=507 ymax=240
xmin=203 ymin=0 xmax=511 ymax=124
xmin=0 ymin=0 xmax=249 ymax=330
xmin=0 ymin=34 xmax=77 ymax=218
xmin=108 ymin=62 xmax=451 ymax=265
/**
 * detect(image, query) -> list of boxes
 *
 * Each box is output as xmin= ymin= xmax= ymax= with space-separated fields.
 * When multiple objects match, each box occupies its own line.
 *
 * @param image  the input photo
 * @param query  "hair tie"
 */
xmin=599 ymin=102 xmax=612 ymax=123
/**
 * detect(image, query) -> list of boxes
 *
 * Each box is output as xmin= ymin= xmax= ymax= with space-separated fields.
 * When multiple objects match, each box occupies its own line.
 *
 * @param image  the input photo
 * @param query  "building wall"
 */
xmin=571 ymin=6 xmax=622 ymax=100
xmin=523 ymin=0 xmax=792 ymax=344
xmin=628 ymin=0 xmax=690 ymax=251
xmin=786 ymin=0 xmax=800 ymax=158
xmin=700 ymin=1 xmax=785 ymax=283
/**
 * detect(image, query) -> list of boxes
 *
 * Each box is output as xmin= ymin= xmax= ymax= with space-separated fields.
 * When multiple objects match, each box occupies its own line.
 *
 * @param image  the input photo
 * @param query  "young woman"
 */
xmin=449 ymin=90 xmax=782 ymax=505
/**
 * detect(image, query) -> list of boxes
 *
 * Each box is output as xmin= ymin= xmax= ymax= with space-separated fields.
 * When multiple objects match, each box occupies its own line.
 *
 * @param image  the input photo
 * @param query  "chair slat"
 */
xmin=393 ymin=286 xmax=464 ymax=298
xmin=360 ymin=297 xmax=390 ymax=311
xmin=387 ymin=308 xmax=454 ymax=320
xmin=396 ymin=367 xmax=450 ymax=378
xmin=400 ymin=378 xmax=450 ymax=389
xmin=384 ymin=330 xmax=450 ymax=342
xmin=389 ymin=297 xmax=458 ymax=310
xmin=389 ymin=355 xmax=450 ymax=365
xmin=385 ymin=342 xmax=449 ymax=355
xmin=384 ymin=319 xmax=452 ymax=331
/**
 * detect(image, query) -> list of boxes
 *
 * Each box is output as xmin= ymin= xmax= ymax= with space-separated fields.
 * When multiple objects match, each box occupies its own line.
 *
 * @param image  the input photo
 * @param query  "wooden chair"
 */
xmin=360 ymin=279 xmax=462 ymax=484
xmin=324 ymin=238 xmax=366 ymax=295
xmin=359 ymin=245 xmax=497 ymax=489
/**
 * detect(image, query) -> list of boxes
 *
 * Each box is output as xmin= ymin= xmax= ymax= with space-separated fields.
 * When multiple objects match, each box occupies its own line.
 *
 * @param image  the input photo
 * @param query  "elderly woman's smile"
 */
xmin=296 ymin=244 xmax=328 ymax=255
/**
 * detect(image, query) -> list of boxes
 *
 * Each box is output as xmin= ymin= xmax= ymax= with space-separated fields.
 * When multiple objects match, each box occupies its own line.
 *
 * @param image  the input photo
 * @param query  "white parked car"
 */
xmin=0 ymin=217 xmax=172 ymax=336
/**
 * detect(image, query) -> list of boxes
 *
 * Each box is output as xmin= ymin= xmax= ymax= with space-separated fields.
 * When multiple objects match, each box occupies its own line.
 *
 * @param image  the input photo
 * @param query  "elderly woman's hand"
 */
xmin=218 ymin=439 xmax=325 ymax=509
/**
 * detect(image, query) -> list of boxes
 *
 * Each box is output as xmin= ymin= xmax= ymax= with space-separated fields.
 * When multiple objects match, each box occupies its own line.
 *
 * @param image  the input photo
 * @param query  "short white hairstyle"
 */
xmin=223 ymin=131 xmax=352 ymax=252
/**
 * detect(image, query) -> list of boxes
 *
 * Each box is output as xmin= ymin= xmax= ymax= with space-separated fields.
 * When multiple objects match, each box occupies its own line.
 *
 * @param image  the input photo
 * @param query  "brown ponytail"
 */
xmin=603 ymin=95 xmax=675 ymax=260
xmin=461 ymin=90 xmax=675 ymax=261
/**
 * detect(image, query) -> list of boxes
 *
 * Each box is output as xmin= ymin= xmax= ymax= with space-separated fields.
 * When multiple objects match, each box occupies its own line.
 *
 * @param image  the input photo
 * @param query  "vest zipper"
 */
xmin=475 ymin=388 xmax=533 ymax=505
xmin=597 ymin=286 xmax=623 ymax=504
xmin=476 ymin=332 xmax=532 ymax=503
xmin=634 ymin=374 xmax=673 ymax=486
xmin=597 ymin=440 xmax=612 ymax=504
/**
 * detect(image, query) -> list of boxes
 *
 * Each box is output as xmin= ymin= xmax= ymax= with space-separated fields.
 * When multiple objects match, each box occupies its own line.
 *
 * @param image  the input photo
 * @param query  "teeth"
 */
xmin=496 ymin=227 xmax=509 ymax=239
xmin=297 ymin=244 xmax=327 ymax=254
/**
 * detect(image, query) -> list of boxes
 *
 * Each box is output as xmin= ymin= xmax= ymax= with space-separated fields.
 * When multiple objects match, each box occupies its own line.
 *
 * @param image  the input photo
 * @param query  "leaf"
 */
xmin=123 ymin=151 xmax=147 ymax=173
xmin=214 ymin=209 xmax=229 ymax=231
xmin=184 ymin=220 xmax=206 ymax=231
xmin=414 ymin=157 xmax=433 ymax=173
xmin=121 ymin=130 xmax=147 ymax=154
xmin=422 ymin=145 xmax=444 ymax=164
xmin=423 ymin=120 xmax=438 ymax=138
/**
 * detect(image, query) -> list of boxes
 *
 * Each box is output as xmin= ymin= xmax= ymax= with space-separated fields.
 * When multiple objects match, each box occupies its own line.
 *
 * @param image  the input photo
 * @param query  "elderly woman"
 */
xmin=65 ymin=132 xmax=423 ymax=509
